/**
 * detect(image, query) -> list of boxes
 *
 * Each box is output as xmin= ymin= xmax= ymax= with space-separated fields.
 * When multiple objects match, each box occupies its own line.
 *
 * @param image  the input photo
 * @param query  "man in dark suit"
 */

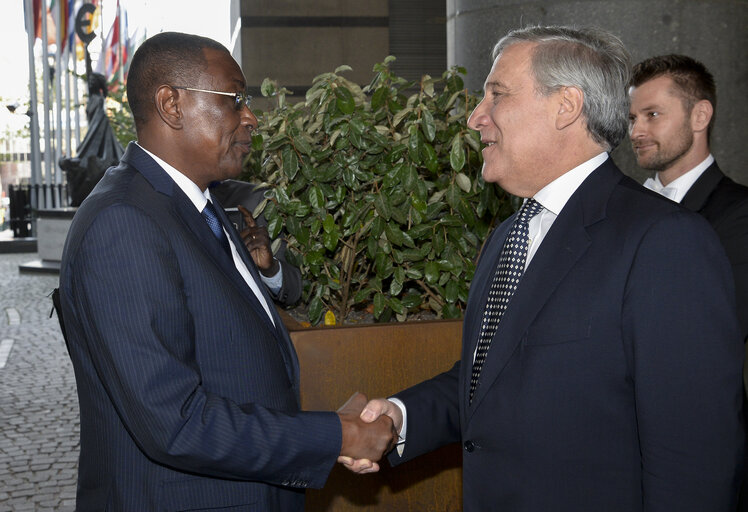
xmin=344 ymin=26 xmax=745 ymax=510
xmin=629 ymin=54 xmax=748 ymax=342
xmin=211 ymin=179 xmax=303 ymax=307
xmin=58 ymin=32 xmax=396 ymax=511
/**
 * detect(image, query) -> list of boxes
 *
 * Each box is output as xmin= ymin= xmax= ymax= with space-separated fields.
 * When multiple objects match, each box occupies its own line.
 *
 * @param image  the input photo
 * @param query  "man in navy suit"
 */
xmin=628 ymin=54 xmax=748 ymax=342
xmin=58 ymin=32 xmax=396 ymax=511
xmin=346 ymin=26 xmax=745 ymax=510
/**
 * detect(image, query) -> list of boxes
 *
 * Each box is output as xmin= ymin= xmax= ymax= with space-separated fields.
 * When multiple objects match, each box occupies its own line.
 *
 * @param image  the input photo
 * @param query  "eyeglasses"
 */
xmin=173 ymin=86 xmax=252 ymax=111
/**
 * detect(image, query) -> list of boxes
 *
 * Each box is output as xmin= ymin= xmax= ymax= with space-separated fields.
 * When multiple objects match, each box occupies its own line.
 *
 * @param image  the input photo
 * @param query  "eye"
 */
xmin=234 ymin=92 xmax=252 ymax=111
xmin=648 ymin=111 xmax=659 ymax=118
xmin=488 ymin=89 xmax=503 ymax=104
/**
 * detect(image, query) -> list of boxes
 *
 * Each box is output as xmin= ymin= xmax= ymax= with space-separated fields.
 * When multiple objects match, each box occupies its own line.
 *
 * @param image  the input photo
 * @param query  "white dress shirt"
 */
xmin=392 ymin=151 xmax=610 ymax=452
xmin=642 ymin=154 xmax=714 ymax=203
xmin=137 ymin=144 xmax=275 ymax=326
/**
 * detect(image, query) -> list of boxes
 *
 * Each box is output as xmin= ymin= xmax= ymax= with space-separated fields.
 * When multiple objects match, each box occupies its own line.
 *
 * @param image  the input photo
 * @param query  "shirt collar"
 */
xmin=662 ymin=154 xmax=714 ymax=203
xmin=135 ymin=142 xmax=211 ymax=211
xmin=532 ymin=152 xmax=609 ymax=215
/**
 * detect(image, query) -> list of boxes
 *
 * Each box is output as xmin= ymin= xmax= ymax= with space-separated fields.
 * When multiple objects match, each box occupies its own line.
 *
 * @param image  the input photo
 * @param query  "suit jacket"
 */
xmin=391 ymin=159 xmax=744 ymax=511
xmin=681 ymin=162 xmax=748 ymax=341
xmin=211 ymin=179 xmax=303 ymax=307
xmin=59 ymin=143 xmax=341 ymax=511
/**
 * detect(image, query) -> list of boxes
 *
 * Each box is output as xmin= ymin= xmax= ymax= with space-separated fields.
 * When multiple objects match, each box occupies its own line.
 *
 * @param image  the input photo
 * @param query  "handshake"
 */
xmin=335 ymin=392 xmax=404 ymax=474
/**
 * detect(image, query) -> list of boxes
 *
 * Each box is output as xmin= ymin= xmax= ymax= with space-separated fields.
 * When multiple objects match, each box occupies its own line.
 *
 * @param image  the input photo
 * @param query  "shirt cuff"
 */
xmin=260 ymin=259 xmax=283 ymax=295
xmin=388 ymin=397 xmax=407 ymax=457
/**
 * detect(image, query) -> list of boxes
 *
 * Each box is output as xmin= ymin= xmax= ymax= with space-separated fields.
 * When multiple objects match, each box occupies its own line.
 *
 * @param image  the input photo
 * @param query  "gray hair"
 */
xmin=493 ymin=26 xmax=631 ymax=150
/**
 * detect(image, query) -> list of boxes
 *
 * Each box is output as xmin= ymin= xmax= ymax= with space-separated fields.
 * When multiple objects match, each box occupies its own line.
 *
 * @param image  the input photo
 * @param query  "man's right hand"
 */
xmin=336 ymin=392 xmax=398 ymax=471
xmin=338 ymin=396 xmax=404 ymax=474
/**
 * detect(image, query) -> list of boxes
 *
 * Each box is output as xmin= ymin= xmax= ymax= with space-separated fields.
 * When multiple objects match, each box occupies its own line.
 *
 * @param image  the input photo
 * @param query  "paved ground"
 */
xmin=0 ymin=253 xmax=78 ymax=511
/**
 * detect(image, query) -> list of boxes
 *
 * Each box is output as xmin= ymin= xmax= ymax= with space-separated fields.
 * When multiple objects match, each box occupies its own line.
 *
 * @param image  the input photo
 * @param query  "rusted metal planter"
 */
xmin=281 ymin=311 xmax=464 ymax=512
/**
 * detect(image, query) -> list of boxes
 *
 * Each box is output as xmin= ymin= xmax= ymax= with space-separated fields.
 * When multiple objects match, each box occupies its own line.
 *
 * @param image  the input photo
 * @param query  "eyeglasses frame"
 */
xmin=172 ymin=86 xmax=252 ymax=111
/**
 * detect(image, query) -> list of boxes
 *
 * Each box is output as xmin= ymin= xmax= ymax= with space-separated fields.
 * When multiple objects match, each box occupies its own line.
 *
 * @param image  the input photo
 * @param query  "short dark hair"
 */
xmin=126 ymin=32 xmax=228 ymax=129
xmin=630 ymin=54 xmax=716 ymax=136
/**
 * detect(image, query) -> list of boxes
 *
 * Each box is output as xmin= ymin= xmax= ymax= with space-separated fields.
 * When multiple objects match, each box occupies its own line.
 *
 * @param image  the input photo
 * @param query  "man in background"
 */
xmin=629 ymin=54 xmax=748 ymax=342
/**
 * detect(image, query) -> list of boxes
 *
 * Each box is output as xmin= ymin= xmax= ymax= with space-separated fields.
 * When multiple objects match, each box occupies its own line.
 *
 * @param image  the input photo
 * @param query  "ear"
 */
xmin=154 ymin=85 xmax=183 ymax=130
xmin=555 ymin=86 xmax=584 ymax=130
xmin=690 ymin=99 xmax=713 ymax=134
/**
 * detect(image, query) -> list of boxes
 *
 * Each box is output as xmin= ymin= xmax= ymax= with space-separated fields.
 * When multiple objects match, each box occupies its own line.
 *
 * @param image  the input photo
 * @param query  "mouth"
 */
xmin=632 ymin=141 xmax=656 ymax=153
xmin=233 ymin=141 xmax=251 ymax=153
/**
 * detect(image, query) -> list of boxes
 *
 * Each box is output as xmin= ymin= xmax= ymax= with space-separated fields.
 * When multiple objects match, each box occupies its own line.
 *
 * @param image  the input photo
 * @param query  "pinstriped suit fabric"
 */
xmin=59 ymin=143 xmax=341 ymax=511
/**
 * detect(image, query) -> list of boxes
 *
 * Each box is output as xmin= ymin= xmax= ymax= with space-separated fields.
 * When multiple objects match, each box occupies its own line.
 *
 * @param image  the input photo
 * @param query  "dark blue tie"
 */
xmin=470 ymin=198 xmax=544 ymax=403
xmin=201 ymin=199 xmax=232 ymax=256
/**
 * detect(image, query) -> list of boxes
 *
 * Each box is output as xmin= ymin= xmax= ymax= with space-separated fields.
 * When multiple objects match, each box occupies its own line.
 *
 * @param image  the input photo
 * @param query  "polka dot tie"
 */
xmin=469 ymin=198 xmax=544 ymax=403
xmin=202 ymin=199 xmax=232 ymax=257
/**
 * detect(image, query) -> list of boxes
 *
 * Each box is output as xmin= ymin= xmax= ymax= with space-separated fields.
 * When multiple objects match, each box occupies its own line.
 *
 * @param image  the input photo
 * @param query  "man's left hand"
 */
xmin=238 ymin=205 xmax=279 ymax=277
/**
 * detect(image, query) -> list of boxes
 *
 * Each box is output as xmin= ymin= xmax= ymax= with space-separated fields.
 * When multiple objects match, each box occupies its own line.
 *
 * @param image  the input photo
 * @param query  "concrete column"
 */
xmin=447 ymin=0 xmax=748 ymax=183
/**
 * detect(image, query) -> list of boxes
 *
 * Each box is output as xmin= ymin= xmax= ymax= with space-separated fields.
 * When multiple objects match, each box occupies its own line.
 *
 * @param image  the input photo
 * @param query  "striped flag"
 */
xmin=32 ymin=0 xmax=42 ymax=39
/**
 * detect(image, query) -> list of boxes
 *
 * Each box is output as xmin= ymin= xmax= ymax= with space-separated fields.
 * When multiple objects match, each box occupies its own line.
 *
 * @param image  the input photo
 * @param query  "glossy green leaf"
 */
xmin=421 ymin=108 xmax=436 ymax=142
xmin=450 ymin=134 xmax=466 ymax=171
xmin=373 ymin=292 xmax=385 ymax=318
xmin=388 ymin=297 xmax=405 ymax=314
xmin=335 ymin=87 xmax=356 ymax=115
xmin=371 ymin=86 xmax=387 ymax=111
xmin=309 ymin=186 xmax=325 ymax=210
xmin=445 ymin=279 xmax=458 ymax=303
xmin=424 ymin=261 xmax=439 ymax=284
xmin=308 ymin=296 xmax=325 ymax=324
xmin=322 ymin=229 xmax=339 ymax=252
xmin=456 ymin=173 xmax=471 ymax=193
xmin=374 ymin=193 xmax=392 ymax=221
xmin=282 ymin=147 xmax=299 ymax=179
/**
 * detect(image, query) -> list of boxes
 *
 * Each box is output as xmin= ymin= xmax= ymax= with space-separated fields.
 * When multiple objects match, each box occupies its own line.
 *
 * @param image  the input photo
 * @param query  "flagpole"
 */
xmin=65 ymin=46 xmax=73 ymax=157
xmin=72 ymin=49 xmax=81 ymax=148
xmin=118 ymin=0 xmax=124 ymax=86
xmin=23 ymin=0 xmax=43 ymax=212
xmin=40 ymin=0 xmax=53 ymax=209
xmin=71 ymin=0 xmax=81 ymax=150
xmin=54 ymin=0 xmax=64 ymax=208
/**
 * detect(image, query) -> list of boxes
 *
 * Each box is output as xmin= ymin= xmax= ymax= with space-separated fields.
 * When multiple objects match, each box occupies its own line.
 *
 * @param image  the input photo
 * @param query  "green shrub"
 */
xmin=245 ymin=58 xmax=514 ymax=325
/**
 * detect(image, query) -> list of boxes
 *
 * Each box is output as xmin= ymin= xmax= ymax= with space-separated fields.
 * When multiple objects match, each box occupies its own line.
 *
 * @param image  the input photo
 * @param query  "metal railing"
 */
xmin=7 ymin=183 xmax=68 ymax=238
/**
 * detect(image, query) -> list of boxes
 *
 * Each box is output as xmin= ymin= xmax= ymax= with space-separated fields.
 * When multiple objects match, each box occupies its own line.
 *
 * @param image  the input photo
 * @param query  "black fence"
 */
xmin=7 ymin=184 xmax=68 ymax=238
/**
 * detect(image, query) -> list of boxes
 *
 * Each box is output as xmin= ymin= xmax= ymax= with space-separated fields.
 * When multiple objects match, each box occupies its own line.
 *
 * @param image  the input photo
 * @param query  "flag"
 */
xmin=124 ymin=27 xmax=146 ymax=81
xmin=32 ymin=0 xmax=42 ymax=39
xmin=106 ymin=1 xmax=120 ymax=79
xmin=49 ymin=0 xmax=69 ymax=55
xmin=47 ymin=0 xmax=59 ymax=45
xmin=66 ymin=0 xmax=78 ymax=53
xmin=96 ymin=0 xmax=122 ymax=90
xmin=31 ymin=0 xmax=56 ymax=43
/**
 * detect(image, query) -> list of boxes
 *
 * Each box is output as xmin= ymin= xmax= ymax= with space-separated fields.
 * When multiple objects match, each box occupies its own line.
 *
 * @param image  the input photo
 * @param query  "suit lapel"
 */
xmin=212 ymin=192 xmax=301 ymax=388
xmin=681 ymin=162 xmax=722 ymax=212
xmin=465 ymin=160 xmax=621 ymax=417
xmin=124 ymin=143 xmax=300 ymax=387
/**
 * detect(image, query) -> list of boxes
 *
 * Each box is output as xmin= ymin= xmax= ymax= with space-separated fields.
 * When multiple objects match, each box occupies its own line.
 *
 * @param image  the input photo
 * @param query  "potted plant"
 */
xmin=242 ymin=57 xmax=513 ymax=326
xmin=240 ymin=59 xmax=514 ymax=512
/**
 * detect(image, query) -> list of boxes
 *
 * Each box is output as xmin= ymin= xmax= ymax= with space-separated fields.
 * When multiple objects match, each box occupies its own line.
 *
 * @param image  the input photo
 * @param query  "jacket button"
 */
xmin=464 ymin=440 xmax=475 ymax=452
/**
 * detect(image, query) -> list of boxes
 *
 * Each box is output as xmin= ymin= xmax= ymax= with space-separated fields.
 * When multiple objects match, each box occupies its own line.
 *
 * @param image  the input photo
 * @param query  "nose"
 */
xmin=628 ymin=115 xmax=644 ymax=139
xmin=467 ymin=98 xmax=488 ymax=131
xmin=240 ymin=103 xmax=258 ymax=132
